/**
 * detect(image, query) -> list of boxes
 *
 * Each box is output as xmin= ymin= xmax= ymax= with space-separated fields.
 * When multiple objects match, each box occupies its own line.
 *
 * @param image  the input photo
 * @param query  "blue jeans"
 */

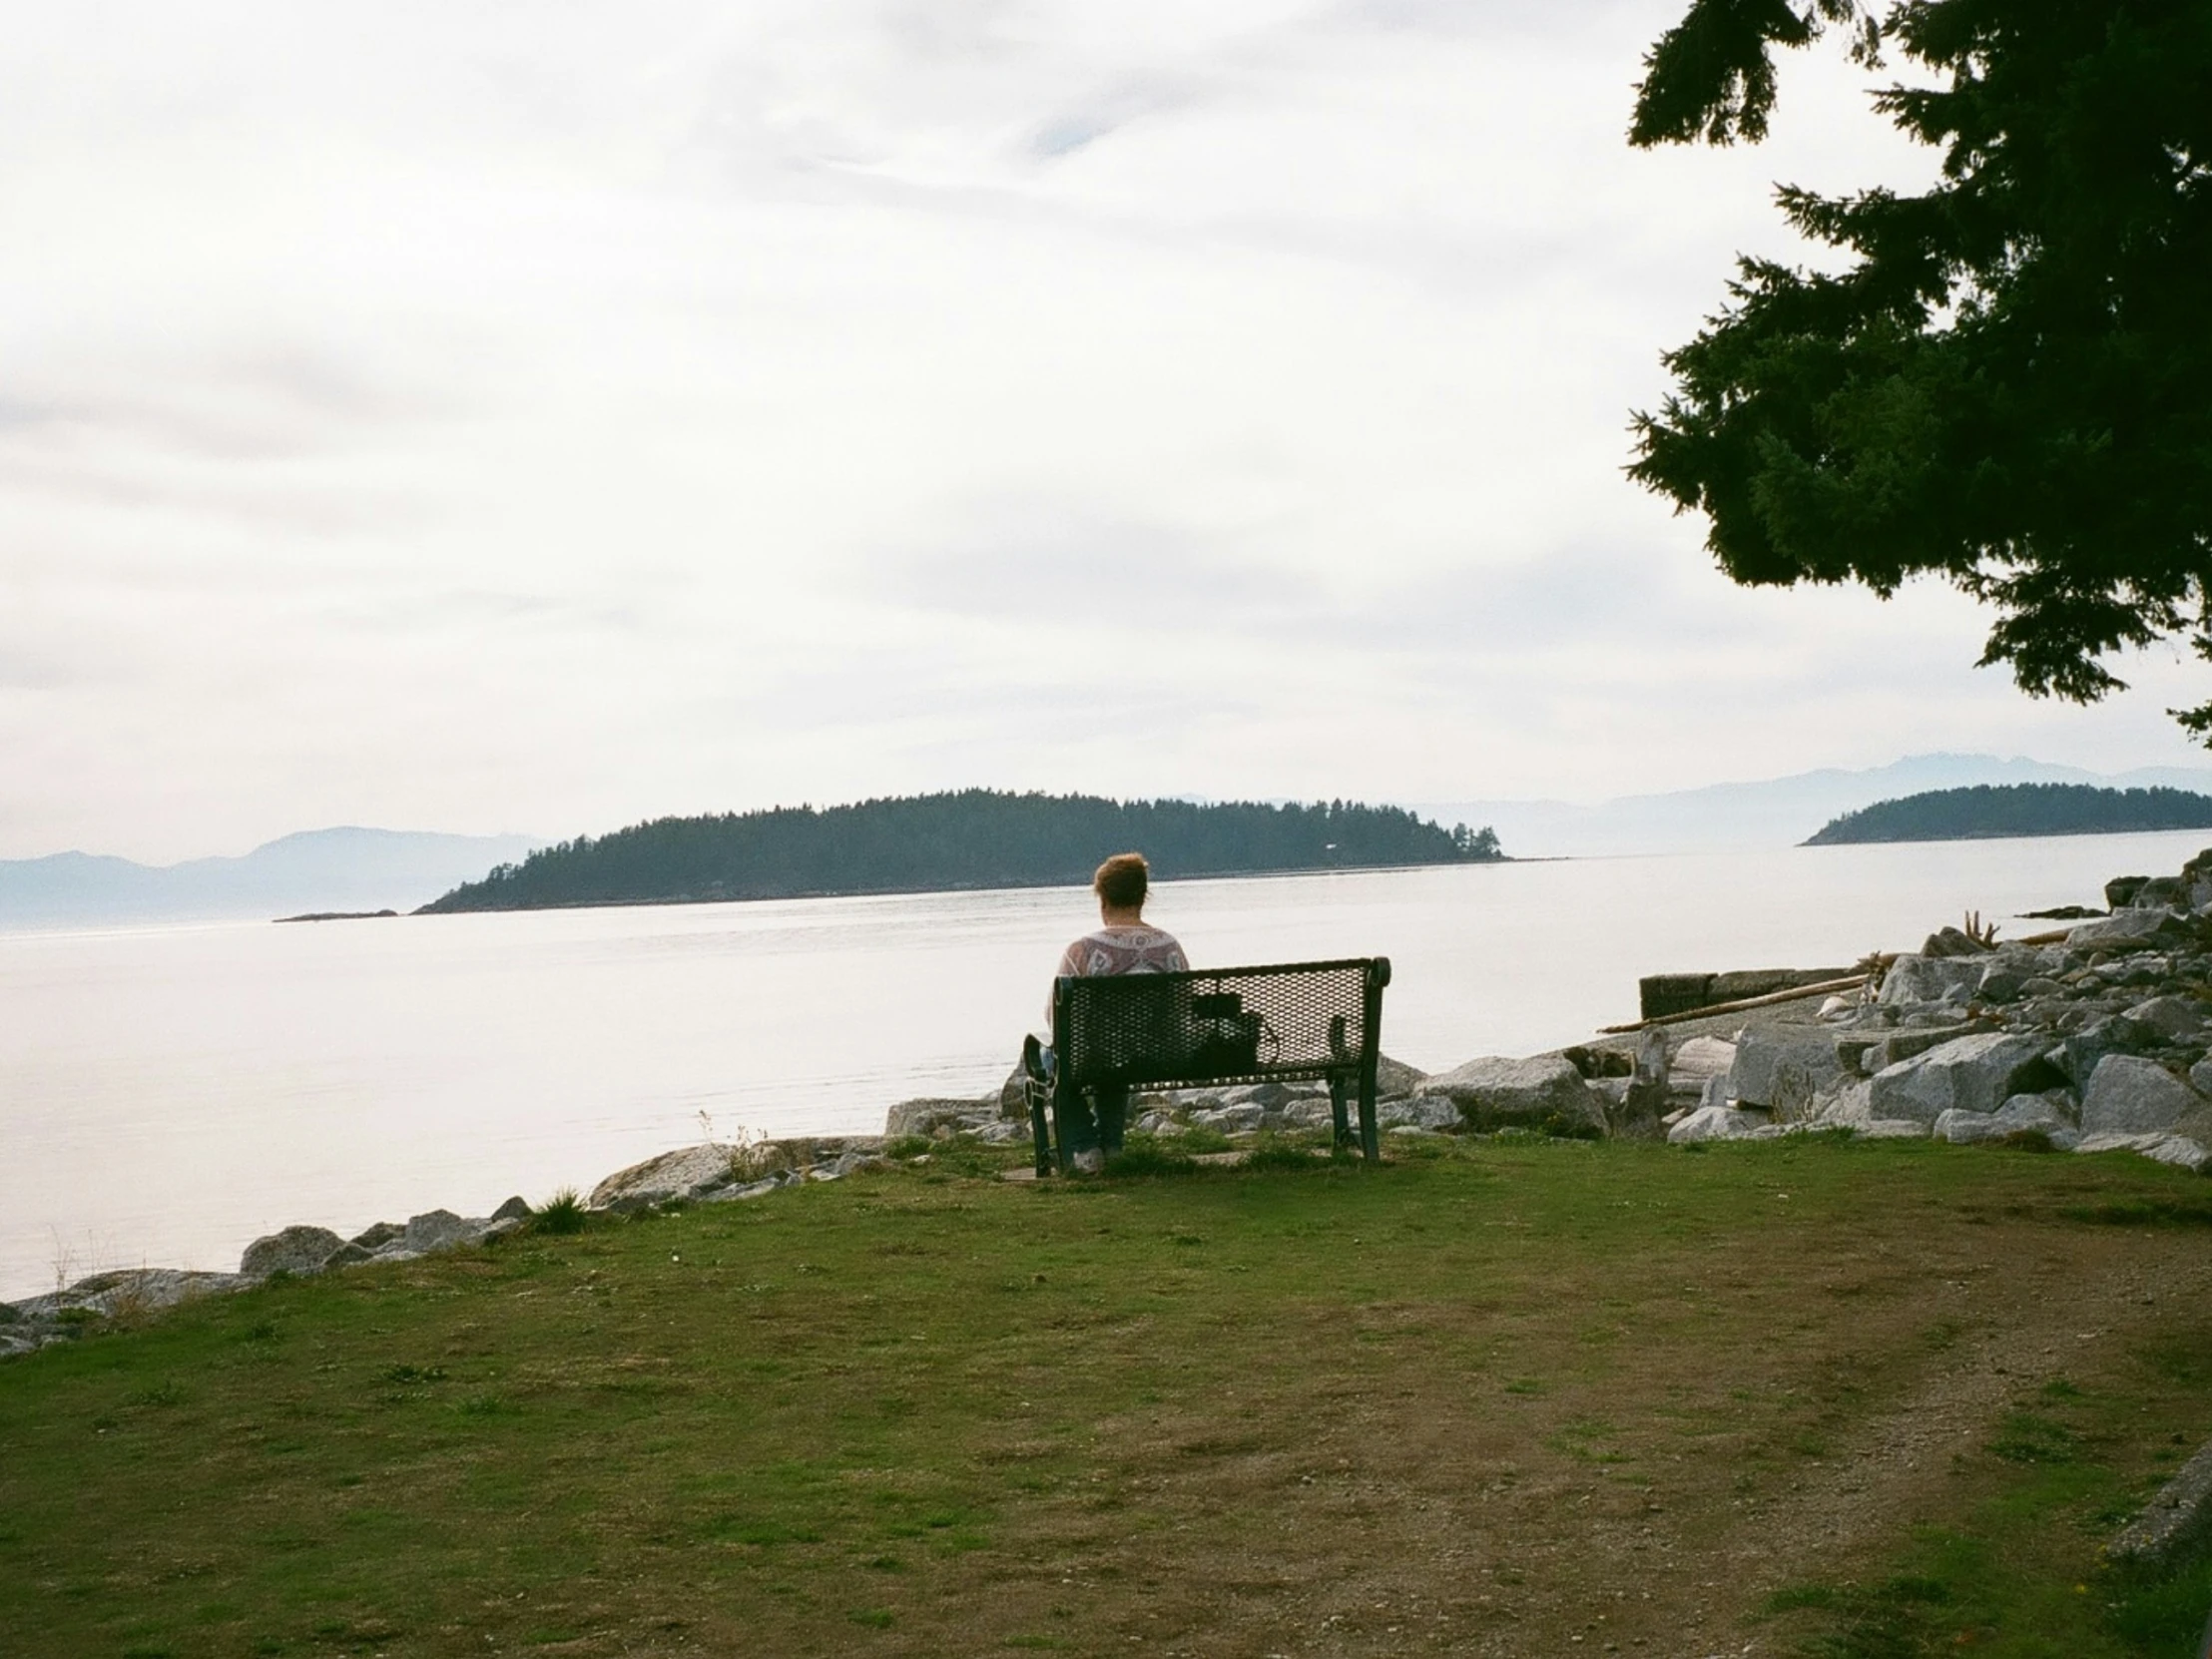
xmin=1029 ymin=1040 xmax=1127 ymax=1160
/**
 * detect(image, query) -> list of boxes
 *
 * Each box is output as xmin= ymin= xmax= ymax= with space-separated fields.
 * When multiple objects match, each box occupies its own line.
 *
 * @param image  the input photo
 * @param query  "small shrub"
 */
xmin=528 ymin=1189 xmax=589 ymax=1236
xmin=883 ymin=1135 xmax=932 ymax=1160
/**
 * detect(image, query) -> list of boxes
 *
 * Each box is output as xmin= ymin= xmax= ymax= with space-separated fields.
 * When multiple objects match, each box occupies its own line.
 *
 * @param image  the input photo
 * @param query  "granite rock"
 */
xmin=2080 ymin=1056 xmax=2204 ymax=1137
xmin=586 ymin=1144 xmax=741 ymax=1211
xmin=1418 ymin=1053 xmax=1606 ymax=1137
xmin=1869 ymin=1033 xmax=2060 ymax=1125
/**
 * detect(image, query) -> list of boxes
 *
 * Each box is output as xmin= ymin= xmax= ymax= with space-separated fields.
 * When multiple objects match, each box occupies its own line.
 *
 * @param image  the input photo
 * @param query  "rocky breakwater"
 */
xmin=0 ymin=1138 xmax=889 ymax=1361
xmin=906 ymin=1047 xmax=1662 ymax=1147
xmin=1665 ymin=850 xmax=2212 ymax=1176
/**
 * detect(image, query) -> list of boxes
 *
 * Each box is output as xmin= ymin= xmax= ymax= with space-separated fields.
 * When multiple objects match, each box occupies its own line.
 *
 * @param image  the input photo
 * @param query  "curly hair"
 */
xmin=1092 ymin=851 xmax=1150 ymax=910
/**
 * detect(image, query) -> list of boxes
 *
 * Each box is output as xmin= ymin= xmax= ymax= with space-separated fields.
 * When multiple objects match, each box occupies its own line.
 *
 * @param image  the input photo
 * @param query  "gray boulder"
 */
xmin=1728 ymin=1031 xmax=1844 ymax=1119
xmin=2121 ymin=994 xmax=2211 ymax=1043
xmin=701 ymin=1176 xmax=785 ymax=1204
xmin=15 ymin=1268 xmax=245 ymax=1319
xmin=1936 ymin=1094 xmax=2070 ymax=1145
xmin=2067 ymin=909 xmax=2186 ymax=950
xmin=1376 ymin=1096 xmax=1461 ymax=1131
xmin=1375 ymin=1053 xmax=1427 ymax=1098
xmin=1935 ymin=1108 xmax=2004 ymax=1145
xmin=1667 ymin=1105 xmax=1765 ymax=1143
xmin=1417 ymin=1054 xmax=1606 ymax=1137
xmin=1812 ymin=1078 xmax=1875 ymax=1127
xmin=1858 ymin=1023 xmax=1977 ymax=1074
xmin=2106 ymin=874 xmax=2151 ymax=908
xmin=883 ymin=1097 xmax=996 ymax=1138
xmin=2144 ymin=1135 xmax=2212 ymax=1174
xmin=241 ymin=1225 xmax=349 ymax=1278
xmin=2110 ymin=1439 xmax=2212 ymax=1569
xmin=2131 ymin=875 xmax=2189 ymax=910
xmin=489 ymin=1195 xmax=532 ymax=1223
xmin=399 ymin=1210 xmax=483 ymax=1254
xmin=2075 ymin=1131 xmax=2212 ymax=1172
xmin=2081 ymin=1056 xmax=2204 ymax=1136
xmin=1879 ymin=954 xmax=1984 ymax=1007
xmin=1667 ymin=1036 xmax=1737 ymax=1096
xmin=1221 ymin=1082 xmax=1295 ymax=1110
xmin=587 ymin=1144 xmax=740 ymax=1210
xmin=1191 ymin=1103 xmax=1268 ymax=1134
xmin=2048 ymin=1020 xmax=2133 ymax=1089
xmin=1869 ymin=1033 xmax=2060 ymax=1124
xmin=1921 ymin=925 xmax=1993 ymax=959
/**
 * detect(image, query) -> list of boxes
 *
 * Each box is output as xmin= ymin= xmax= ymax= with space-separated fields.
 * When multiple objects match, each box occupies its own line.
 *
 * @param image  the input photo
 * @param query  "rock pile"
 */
xmin=1663 ymin=851 xmax=2212 ymax=1174
xmin=0 ymin=1137 xmax=890 ymax=1359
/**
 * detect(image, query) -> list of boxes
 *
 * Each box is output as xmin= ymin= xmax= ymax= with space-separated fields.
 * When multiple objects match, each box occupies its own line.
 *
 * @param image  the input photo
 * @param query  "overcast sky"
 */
xmin=5 ymin=0 xmax=2208 ymax=862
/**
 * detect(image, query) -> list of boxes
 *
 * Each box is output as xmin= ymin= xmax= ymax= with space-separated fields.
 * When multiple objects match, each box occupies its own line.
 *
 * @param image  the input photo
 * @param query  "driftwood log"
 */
xmin=1599 ymin=974 xmax=1870 ymax=1035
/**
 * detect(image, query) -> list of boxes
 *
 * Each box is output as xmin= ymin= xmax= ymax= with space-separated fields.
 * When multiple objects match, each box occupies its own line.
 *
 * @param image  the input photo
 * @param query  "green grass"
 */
xmin=4 ymin=1135 xmax=2211 ymax=1656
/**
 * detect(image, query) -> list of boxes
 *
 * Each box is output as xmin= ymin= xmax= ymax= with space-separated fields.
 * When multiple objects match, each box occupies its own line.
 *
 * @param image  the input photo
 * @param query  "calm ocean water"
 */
xmin=4 ymin=830 xmax=2205 ymax=1300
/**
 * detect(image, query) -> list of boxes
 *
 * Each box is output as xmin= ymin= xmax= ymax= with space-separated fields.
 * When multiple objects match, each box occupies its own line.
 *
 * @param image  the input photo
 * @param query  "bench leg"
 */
xmin=1329 ymin=1074 xmax=1350 ymax=1152
xmin=1029 ymin=1086 xmax=1053 ymax=1178
xmin=1050 ymin=1078 xmax=1085 ymax=1174
xmin=1359 ymin=1070 xmax=1380 ymax=1164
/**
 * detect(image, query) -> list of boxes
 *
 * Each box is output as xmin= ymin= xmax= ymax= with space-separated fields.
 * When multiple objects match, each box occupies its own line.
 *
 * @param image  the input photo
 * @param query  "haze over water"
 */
xmin=4 ymin=830 xmax=2204 ymax=1301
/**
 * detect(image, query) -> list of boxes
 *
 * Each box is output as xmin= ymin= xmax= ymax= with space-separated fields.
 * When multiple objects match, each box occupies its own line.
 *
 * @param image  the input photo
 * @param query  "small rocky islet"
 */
xmin=9 ymin=847 xmax=2212 ymax=1361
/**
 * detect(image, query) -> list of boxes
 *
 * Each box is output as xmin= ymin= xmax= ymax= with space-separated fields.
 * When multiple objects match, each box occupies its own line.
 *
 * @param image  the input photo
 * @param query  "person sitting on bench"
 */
xmin=1035 ymin=851 xmax=1188 ymax=1173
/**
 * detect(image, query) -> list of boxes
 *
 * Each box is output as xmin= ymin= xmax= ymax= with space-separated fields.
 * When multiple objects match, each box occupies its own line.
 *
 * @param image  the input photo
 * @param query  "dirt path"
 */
xmin=1660 ymin=1227 xmax=2212 ymax=1658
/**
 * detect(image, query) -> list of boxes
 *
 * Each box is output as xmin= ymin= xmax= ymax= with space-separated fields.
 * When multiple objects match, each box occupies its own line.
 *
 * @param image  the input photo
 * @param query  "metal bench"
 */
xmin=1029 ymin=957 xmax=1391 ymax=1174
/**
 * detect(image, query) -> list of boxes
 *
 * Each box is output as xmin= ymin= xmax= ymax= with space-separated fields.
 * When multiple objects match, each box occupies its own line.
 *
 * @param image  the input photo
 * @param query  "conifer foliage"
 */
xmin=1804 ymin=781 xmax=2212 ymax=842
xmin=1628 ymin=1 xmax=2212 ymax=736
xmin=419 ymin=792 xmax=1501 ymax=912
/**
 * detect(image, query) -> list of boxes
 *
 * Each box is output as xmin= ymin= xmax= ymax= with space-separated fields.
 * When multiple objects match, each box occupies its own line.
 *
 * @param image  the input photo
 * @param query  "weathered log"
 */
xmin=1599 ymin=974 xmax=1870 ymax=1035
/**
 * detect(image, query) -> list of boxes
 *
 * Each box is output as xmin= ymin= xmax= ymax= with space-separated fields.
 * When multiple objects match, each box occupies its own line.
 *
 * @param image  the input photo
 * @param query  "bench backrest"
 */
xmin=1051 ymin=957 xmax=1389 ymax=1091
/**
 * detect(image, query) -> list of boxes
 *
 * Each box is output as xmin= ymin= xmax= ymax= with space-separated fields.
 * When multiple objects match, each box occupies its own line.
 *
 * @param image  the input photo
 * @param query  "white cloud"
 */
xmin=0 ymin=0 xmax=2203 ymax=860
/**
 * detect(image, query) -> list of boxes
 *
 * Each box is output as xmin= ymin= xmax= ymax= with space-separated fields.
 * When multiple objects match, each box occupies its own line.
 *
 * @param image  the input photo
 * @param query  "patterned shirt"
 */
xmin=1047 ymin=925 xmax=1189 ymax=1022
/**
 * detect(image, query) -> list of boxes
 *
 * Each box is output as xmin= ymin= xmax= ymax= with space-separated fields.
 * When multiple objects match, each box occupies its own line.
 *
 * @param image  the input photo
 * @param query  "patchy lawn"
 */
xmin=3 ymin=1133 xmax=2210 ymax=1657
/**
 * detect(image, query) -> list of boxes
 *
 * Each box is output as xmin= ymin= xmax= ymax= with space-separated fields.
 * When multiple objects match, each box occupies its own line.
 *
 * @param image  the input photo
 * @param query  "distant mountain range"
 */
xmin=15 ymin=753 xmax=2212 ymax=928
xmin=1414 ymin=754 xmax=2212 ymax=858
xmin=0 ymin=828 xmax=543 ymax=929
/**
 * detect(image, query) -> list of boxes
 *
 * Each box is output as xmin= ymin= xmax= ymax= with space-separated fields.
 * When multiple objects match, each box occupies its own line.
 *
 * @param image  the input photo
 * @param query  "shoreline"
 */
xmin=10 ymin=840 xmax=2212 ymax=1347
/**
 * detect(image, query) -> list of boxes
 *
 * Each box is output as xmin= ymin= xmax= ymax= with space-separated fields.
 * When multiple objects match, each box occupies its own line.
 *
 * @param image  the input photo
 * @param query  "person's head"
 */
xmin=1093 ymin=851 xmax=1149 ymax=917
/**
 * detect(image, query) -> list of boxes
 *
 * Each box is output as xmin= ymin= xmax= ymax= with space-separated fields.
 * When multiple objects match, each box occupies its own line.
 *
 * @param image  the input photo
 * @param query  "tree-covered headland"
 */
xmin=419 ymin=791 xmax=1502 ymax=912
xmin=1805 ymin=782 xmax=2212 ymax=843
xmin=1629 ymin=1 xmax=2212 ymax=740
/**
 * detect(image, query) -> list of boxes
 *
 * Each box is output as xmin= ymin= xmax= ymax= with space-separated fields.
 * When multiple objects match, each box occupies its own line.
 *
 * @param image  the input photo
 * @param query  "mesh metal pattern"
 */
xmin=1054 ymin=958 xmax=1385 ymax=1090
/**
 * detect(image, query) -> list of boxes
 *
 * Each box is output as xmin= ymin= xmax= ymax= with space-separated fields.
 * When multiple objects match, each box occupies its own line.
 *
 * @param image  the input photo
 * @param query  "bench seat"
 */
xmin=1031 ymin=956 xmax=1391 ymax=1173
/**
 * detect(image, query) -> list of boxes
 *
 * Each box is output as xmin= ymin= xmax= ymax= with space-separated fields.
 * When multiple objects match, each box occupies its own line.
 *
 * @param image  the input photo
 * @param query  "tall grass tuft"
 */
xmin=528 ymin=1188 xmax=589 ymax=1236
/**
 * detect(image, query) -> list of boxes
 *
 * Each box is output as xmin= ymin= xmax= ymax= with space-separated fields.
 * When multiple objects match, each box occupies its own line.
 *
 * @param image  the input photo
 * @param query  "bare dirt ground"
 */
xmin=786 ymin=1167 xmax=2212 ymax=1658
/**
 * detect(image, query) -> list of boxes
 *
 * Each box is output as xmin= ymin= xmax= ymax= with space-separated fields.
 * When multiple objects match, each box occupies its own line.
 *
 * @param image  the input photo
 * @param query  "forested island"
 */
xmin=1804 ymin=784 xmax=2212 ymax=845
xmin=419 ymin=791 xmax=1502 ymax=913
